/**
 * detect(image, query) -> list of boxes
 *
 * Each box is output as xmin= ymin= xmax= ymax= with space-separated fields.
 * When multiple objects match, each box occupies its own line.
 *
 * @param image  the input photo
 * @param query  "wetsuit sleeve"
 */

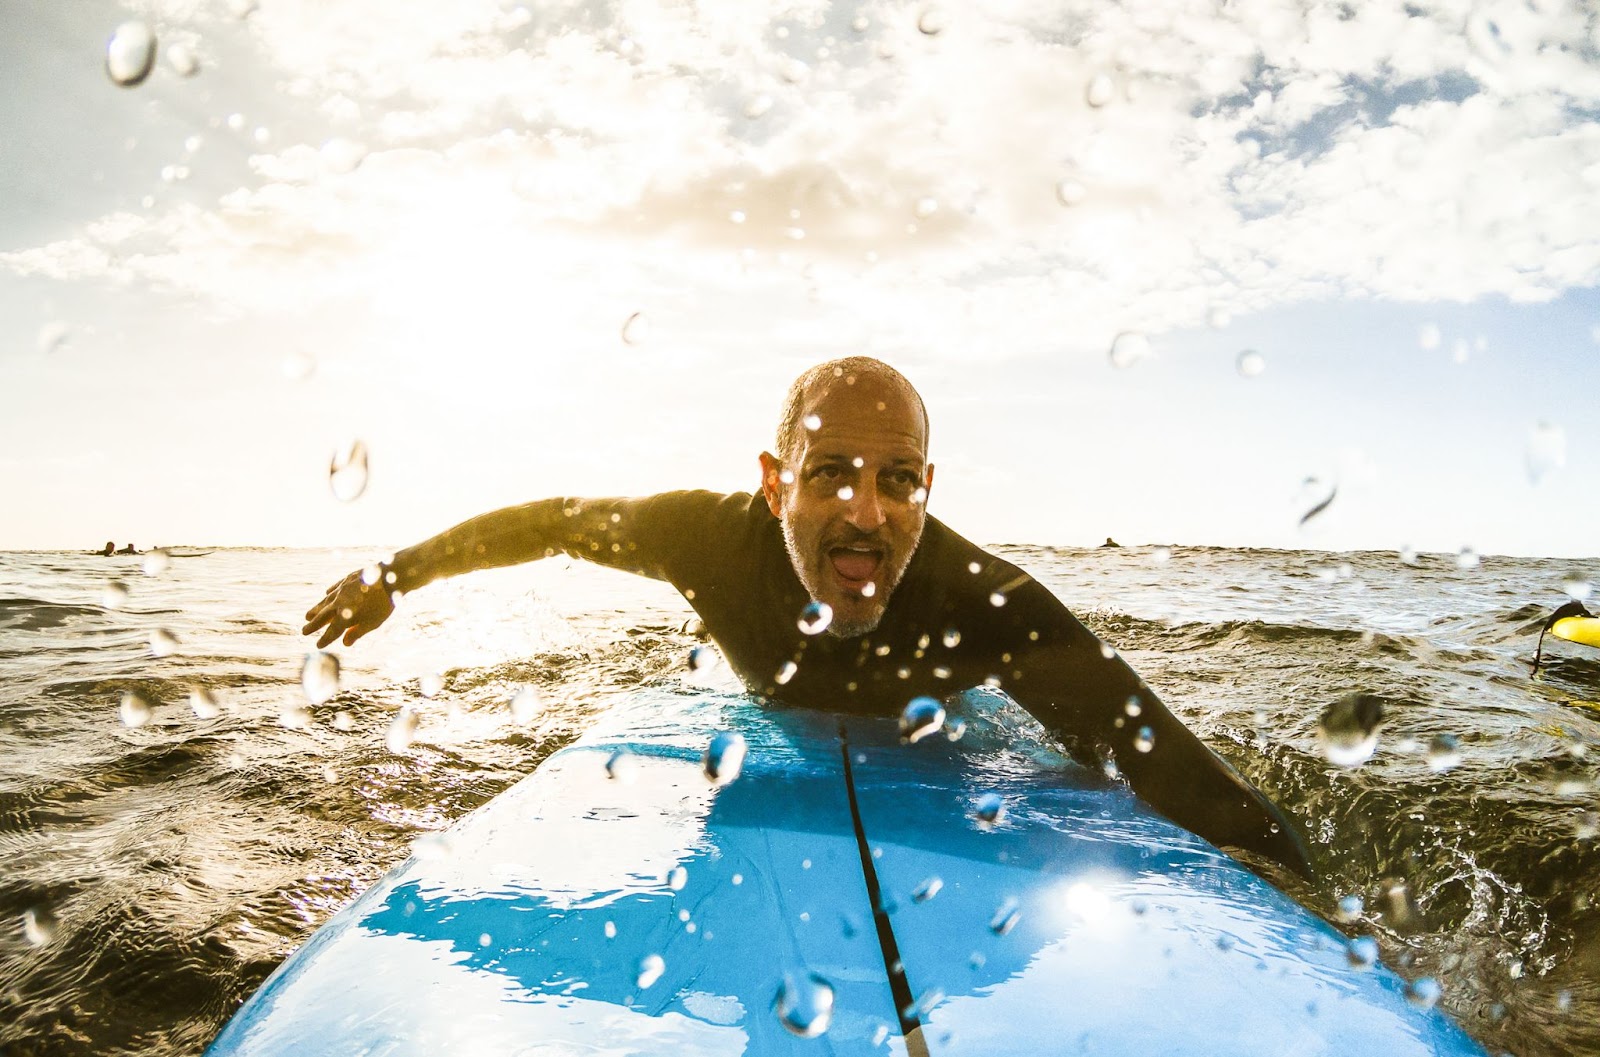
xmin=541 ymin=491 xmax=737 ymax=583
xmin=1000 ymin=579 xmax=1315 ymax=879
xmin=384 ymin=491 xmax=733 ymax=593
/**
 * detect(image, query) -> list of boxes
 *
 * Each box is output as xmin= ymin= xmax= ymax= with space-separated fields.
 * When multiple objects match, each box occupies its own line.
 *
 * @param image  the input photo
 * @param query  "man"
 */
xmin=304 ymin=357 xmax=1312 ymax=877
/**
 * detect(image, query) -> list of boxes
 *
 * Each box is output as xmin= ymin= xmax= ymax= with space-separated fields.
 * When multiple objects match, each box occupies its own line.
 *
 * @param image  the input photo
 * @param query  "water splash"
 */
xmin=621 ymin=311 xmax=649 ymax=345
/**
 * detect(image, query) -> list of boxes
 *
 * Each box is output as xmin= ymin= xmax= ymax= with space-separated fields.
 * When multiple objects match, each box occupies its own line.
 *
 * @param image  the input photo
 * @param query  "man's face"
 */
xmin=760 ymin=379 xmax=934 ymax=637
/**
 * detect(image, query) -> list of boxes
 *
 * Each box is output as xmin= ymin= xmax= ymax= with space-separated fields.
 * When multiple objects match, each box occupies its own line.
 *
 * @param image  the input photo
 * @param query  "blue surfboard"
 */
xmin=206 ymin=691 xmax=1487 ymax=1056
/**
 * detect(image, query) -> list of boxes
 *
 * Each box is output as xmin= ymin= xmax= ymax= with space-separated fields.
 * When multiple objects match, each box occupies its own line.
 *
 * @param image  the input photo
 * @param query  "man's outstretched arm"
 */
xmin=999 ymin=582 xmax=1316 ymax=879
xmin=301 ymin=495 xmax=681 ymax=648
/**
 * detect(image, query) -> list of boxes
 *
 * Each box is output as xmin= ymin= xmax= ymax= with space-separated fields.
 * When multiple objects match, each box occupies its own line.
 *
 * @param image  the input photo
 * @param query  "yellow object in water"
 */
xmin=1551 ymin=615 xmax=1600 ymax=649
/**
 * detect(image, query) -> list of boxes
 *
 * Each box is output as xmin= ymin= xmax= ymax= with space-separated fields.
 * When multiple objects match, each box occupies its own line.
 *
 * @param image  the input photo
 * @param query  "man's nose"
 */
xmin=843 ymin=478 xmax=887 ymax=532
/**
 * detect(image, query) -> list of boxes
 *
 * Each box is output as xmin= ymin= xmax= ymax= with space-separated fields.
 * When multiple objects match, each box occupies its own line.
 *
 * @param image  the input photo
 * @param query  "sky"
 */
xmin=2 ymin=0 xmax=1599 ymax=557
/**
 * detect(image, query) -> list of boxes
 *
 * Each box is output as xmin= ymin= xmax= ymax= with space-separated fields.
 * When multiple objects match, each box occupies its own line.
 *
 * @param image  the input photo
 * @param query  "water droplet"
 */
xmin=22 ymin=906 xmax=58 ymax=947
xmin=329 ymin=440 xmax=370 ymax=502
xmin=37 ymin=322 xmax=69 ymax=353
xmin=1405 ymin=977 xmax=1441 ymax=1009
xmin=148 ymin=628 xmax=179 ymax=658
xmin=1562 ymin=574 xmax=1592 ymax=601
xmin=281 ymin=349 xmax=317 ymax=381
xmin=280 ymin=700 xmax=313 ymax=728
xmin=510 ymin=685 xmax=541 ymax=723
xmin=1526 ymin=421 xmax=1566 ymax=485
xmin=974 ymin=792 xmax=1005 ymax=828
xmin=636 ymin=953 xmax=666 ymax=989
xmin=411 ymin=831 xmax=452 ymax=860
xmin=106 ymin=22 xmax=157 ymax=87
xmin=703 ymin=731 xmax=747 ymax=786
xmin=1426 ymin=734 xmax=1461 ymax=773
xmin=774 ymin=972 xmax=836 ymax=1037
xmin=851 ymin=14 xmax=870 ymax=32
xmin=900 ymin=696 xmax=945 ymax=743
xmin=1456 ymin=546 xmax=1479 ymax=571
xmin=1236 ymin=350 xmax=1266 ymax=377
xmin=775 ymin=659 xmax=799 ymax=685
xmin=796 ymin=600 xmax=833 ymax=635
xmin=1108 ymin=331 xmax=1150 ymax=369
xmin=604 ymin=920 xmax=618 ymax=938
xmin=101 ymin=581 xmax=130 ymax=609
xmin=1054 ymin=179 xmax=1086 ymax=206
xmin=253 ymin=126 xmax=271 ymax=145
xmin=605 ymin=749 xmax=637 ymax=783
xmin=320 ymin=138 xmax=368 ymax=174
xmin=987 ymin=591 xmax=1008 ymax=608
xmin=1399 ymin=544 xmax=1419 ymax=565
xmin=387 ymin=706 xmax=419 ymax=752
xmin=944 ymin=718 xmax=965 ymax=741
xmin=419 ymin=672 xmax=445 ymax=698
xmin=836 ymin=485 xmax=854 ymax=501
xmin=616 ymin=309 xmax=653 ymax=347
xmin=142 ymin=549 xmax=171 ymax=576
xmin=189 ymin=686 xmax=221 ymax=719
xmin=120 ymin=690 xmax=152 ymax=727
xmin=666 ymin=865 xmax=688 ymax=891
xmin=226 ymin=112 xmax=246 ymax=132
xmin=1346 ymin=935 xmax=1379 ymax=969
xmin=914 ymin=196 xmax=939 ymax=219
xmin=166 ymin=42 xmax=199 ymax=77
xmin=744 ymin=94 xmax=774 ymax=119
xmin=1379 ymin=877 xmax=1422 ymax=930
xmin=910 ymin=486 xmax=928 ymax=504
xmin=989 ymin=898 xmax=1021 ymax=935
xmin=916 ymin=7 xmax=946 ymax=35
xmin=1085 ymin=73 xmax=1115 ymax=107
xmin=302 ymin=652 xmax=341 ymax=705
xmin=860 ymin=581 xmax=876 ymax=598
xmin=1417 ymin=323 xmax=1441 ymax=350
xmin=1317 ymin=693 xmax=1383 ymax=767
xmin=803 ymin=414 xmax=822 ymax=431
xmin=1207 ymin=307 xmax=1232 ymax=329
xmin=912 ymin=876 xmax=943 ymax=902
xmin=728 ymin=209 xmax=747 ymax=224
xmin=1133 ymin=726 xmax=1154 ymax=753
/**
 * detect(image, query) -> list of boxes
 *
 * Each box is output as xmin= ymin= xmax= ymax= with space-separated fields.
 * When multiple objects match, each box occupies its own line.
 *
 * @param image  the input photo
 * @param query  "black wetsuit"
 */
xmin=550 ymin=489 xmax=1313 ymax=877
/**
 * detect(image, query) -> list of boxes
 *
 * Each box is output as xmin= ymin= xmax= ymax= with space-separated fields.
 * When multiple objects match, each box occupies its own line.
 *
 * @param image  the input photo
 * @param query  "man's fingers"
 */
xmin=316 ymin=624 xmax=340 ymax=649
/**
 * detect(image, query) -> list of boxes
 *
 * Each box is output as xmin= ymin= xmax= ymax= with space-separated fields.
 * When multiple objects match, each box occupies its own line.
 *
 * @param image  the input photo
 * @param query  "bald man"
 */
xmin=304 ymin=356 xmax=1313 ymax=877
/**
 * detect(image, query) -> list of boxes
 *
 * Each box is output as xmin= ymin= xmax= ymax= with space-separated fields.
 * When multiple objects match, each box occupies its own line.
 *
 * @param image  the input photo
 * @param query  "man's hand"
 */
xmin=302 ymin=567 xmax=397 ymax=648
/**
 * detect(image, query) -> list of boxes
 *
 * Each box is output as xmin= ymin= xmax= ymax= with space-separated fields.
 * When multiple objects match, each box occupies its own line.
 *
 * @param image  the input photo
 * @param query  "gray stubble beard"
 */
xmin=779 ymin=515 xmax=918 ymax=639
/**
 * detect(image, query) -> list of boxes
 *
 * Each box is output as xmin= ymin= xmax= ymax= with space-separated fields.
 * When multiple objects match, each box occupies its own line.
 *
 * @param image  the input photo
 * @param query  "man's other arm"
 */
xmin=1000 ymin=581 xmax=1316 ymax=879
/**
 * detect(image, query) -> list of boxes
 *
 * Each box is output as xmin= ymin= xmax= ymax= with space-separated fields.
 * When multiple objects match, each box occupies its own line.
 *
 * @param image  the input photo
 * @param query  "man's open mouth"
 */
xmin=828 ymin=545 xmax=882 ymax=589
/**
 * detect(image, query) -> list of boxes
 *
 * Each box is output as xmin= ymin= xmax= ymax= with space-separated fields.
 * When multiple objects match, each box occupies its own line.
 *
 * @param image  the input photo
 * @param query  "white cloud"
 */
xmin=8 ymin=0 xmax=1600 ymax=355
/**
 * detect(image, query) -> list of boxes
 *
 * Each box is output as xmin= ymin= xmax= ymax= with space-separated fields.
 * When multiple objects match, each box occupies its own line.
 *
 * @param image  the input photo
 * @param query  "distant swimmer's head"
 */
xmin=760 ymin=357 xmax=934 ymax=638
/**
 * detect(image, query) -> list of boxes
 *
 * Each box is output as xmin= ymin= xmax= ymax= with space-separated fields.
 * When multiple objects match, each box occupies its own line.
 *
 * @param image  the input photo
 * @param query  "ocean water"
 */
xmin=1 ymin=544 xmax=1598 ymax=1057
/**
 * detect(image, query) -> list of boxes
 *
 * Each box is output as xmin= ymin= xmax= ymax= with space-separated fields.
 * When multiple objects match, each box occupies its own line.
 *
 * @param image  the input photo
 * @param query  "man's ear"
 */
xmin=758 ymin=451 xmax=784 ymax=517
xmin=924 ymin=462 xmax=936 ymax=496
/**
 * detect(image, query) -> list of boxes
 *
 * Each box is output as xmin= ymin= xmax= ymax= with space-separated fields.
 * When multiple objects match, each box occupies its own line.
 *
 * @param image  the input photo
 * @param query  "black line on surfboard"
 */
xmin=838 ymin=722 xmax=928 ymax=1051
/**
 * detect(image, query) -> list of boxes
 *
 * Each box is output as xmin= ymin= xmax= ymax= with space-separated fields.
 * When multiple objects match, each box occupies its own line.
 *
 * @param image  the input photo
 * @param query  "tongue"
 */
xmin=830 ymin=550 xmax=880 ymax=582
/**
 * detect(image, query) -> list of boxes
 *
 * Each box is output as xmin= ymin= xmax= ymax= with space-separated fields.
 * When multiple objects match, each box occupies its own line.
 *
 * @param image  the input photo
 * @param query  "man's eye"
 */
xmin=810 ymin=465 xmax=843 ymax=480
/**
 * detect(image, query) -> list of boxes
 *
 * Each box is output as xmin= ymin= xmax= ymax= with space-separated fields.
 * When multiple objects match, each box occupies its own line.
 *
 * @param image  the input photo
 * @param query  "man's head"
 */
xmin=760 ymin=357 xmax=934 ymax=638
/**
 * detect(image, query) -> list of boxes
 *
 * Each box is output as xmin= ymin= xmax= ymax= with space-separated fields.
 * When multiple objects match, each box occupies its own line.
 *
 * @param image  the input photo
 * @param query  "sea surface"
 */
xmin=1 ymin=544 xmax=1598 ymax=1057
